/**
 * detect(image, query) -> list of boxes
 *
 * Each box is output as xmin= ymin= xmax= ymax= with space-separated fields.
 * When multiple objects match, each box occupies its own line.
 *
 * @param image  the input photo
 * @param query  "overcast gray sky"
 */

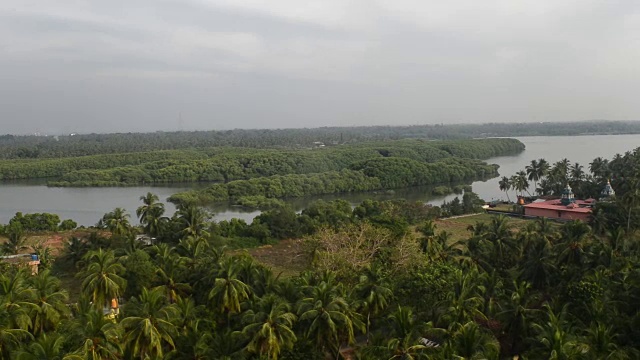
xmin=1 ymin=1 xmax=639 ymax=134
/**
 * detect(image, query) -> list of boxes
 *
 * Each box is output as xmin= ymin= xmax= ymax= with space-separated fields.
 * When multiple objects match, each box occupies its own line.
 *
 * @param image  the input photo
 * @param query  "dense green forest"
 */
xmin=0 ymin=139 xmax=524 ymax=189
xmin=0 ymin=120 xmax=638 ymax=159
xmin=2 ymin=148 xmax=640 ymax=359
xmin=168 ymin=157 xmax=498 ymax=205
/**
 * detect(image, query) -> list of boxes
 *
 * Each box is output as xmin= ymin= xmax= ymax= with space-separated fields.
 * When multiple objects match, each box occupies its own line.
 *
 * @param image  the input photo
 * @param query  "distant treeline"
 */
xmin=0 ymin=120 xmax=637 ymax=159
xmin=0 ymin=138 xmax=524 ymax=186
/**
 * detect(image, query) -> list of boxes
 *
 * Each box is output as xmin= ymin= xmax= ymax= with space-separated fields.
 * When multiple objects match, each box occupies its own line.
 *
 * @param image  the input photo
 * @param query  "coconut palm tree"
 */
xmin=584 ymin=321 xmax=632 ymax=359
xmin=498 ymin=176 xmax=512 ymax=202
xmin=538 ymin=158 xmax=551 ymax=176
xmin=571 ymin=163 xmax=585 ymax=183
xmin=518 ymin=236 xmax=556 ymax=290
xmin=298 ymin=281 xmax=363 ymax=358
xmin=555 ymin=221 xmax=592 ymax=268
xmin=152 ymin=248 xmax=190 ymax=304
xmin=70 ymin=308 xmax=122 ymax=360
xmin=137 ymin=192 xmax=166 ymax=238
xmin=620 ymin=177 xmax=640 ymax=231
xmin=355 ymin=266 xmax=393 ymax=342
xmin=79 ymin=249 xmax=126 ymax=310
xmin=241 ymin=294 xmax=297 ymax=359
xmin=0 ymin=304 xmax=32 ymax=360
xmin=526 ymin=160 xmax=541 ymax=194
xmin=498 ymin=281 xmax=539 ymax=356
xmin=208 ymin=259 xmax=251 ymax=317
xmin=121 ymin=287 xmax=179 ymax=359
xmin=1 ymin=223 xmax=28 ymax=255
xmin=63 ymin=237 xmax=88 ymax=265
xmin=29 ymin=270 xmax=69 ymax=335
xmin=531 ymin=304 xmax=589 ymax=359
xmin=0 ymin=270 xmax=37 ymax=331
xmin=589 ymin=157 xmax=610 ymax=182
xmin=384 ymin=306 xmax=429 ymax=360
xmin=15 ymin=333 xmax=75 ymax=360
xmin=514 ymin=170 xmax=530 ymax=197
xmin=176 ymin=203 xmax=210 ymax=239
xmin=447 ymin=321 xmax=500 ymax=359
xmin=440 ymin=268 xmax=484 ymax=326
xmin=100 ymin=208 xmax=131 ymax=237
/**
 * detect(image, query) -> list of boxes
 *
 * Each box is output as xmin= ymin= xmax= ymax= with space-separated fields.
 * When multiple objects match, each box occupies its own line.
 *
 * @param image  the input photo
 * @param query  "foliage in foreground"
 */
xmin=2 ymin=184 xmax=640 ymax=359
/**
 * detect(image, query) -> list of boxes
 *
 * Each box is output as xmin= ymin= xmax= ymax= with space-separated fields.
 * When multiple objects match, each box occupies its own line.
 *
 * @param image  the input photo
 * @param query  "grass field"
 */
xmin=434 ymin=213 xmax=530 ymax=243
xmin=245 ymin=239 xmax=309 ymax=278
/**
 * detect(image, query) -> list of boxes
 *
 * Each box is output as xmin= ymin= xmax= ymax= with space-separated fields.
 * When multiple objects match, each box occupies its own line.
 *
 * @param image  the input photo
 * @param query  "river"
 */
xmin=1 ymin=134 xmax=638 ymax=226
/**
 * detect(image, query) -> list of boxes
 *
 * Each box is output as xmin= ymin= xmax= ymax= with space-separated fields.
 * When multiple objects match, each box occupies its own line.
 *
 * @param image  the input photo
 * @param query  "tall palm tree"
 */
xmin=208 ymin=259 xmax=251 ymax=317
xmin=526 ymin=159 xmax=541 ymax=194
xmin=121 ymin=287 xmax=179 ymax=359
xmin=531 ymin=304 xmax=588 ymax=359
xmin=620 ymin=177 xmax=640 ymax=231
xmin=1 ymin=223 xmax=28 ymax=255
xmin=175 ymin=235 xmax=211 ymax=260
xmin=589 ymin=157 xmax=610 ymax=181
xmin=498 ymin=281 xmax=538 ymax=356
xmin=538 ymin=158 xmax=551 ymax=177
xmin=15 ymin=333 xmax=74 ymax=360
xmin=70 ymin=308 xmax=122 ymax=360
xmin=418 ymin=222 xmax=444 ymax=260
xmin=518 ymin=236 xmax=556 ymax=290
xmin=514 ymin=170 xmax=530 ymax=197
xmin=571 ymin=163 xmax=585 ymax=183
xmin=173 ymin=295 xmax=205 ymax=336
xmin=584 ymin=321 xmax=631 ymax=359
xmin=79 ymin=249 xmax=126 ymax=310
xmin=152 ymin=246 xmax=191 ymax=304
xmin=0 ymin=270 xmax=37 ymax=331
xmin=29 ymin=270 xmax=69 ymax=335
xmin=386 ymin=306 xmax=428 ymax=360
xmin=176 ymin=203 xmax=210 ymax=239
xmin=137 ymin=192 xmax=166 ymax=237
xmin=100 ymin=208 xmax=131 ymax=237
xmin=298 ymin=281 xmax=363 ymax=358
xmin=549 ymin=159 xmax=571 ymax=195
xmin=355 ymin=266 xmax=393 ymax=343
xmin=555 ymin=220 xmax=592 ymax=268
xmin=447 ymin=321 xmax=500 ymax=359
xmin=63 ymin=237 xmax=88 ymax=265
xmin=440 ymin=268 xmax=484 ymax=326
xmin=0 ymin=304 xmax=32 ymax=360
xmin=241 ymin=294 xmax=297 ymax=359
xmin=498 ymin=176 xmax=512 ymax=202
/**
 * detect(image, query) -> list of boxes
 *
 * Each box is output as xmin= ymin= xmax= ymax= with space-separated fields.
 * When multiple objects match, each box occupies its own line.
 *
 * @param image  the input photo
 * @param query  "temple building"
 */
xmin=522 ymin=184 xmax=594 ymax=221
xmin=600 ymin=180 xmax=615 ymax=201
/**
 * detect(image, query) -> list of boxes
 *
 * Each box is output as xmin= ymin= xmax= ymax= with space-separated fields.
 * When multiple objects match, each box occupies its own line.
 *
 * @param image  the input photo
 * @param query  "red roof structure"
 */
xmin=523 ymin=199 xmax=593 ymax=221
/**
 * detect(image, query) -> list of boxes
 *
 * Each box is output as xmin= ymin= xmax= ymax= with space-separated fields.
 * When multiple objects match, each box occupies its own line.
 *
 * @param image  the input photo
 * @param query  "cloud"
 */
xmin=1 ymin=0 xmax=640 ymax=133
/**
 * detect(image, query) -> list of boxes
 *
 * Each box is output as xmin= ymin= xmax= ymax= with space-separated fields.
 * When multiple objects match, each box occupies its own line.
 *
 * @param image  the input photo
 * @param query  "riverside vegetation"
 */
xmin=2 ymin=146 xmax=640 ymax=359
xmin=0 ymin=138 xmax=525 ymax=207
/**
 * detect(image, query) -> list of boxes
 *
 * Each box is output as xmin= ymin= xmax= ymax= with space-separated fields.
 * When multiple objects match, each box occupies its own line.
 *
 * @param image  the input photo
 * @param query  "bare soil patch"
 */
xmin=246 ymin=239 xmax=309 ymax=277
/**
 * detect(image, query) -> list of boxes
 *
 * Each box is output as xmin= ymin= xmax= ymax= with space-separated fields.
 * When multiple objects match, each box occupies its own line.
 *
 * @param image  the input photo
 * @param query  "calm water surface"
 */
xmin=1 ymin=135 xmax=638 ymax=226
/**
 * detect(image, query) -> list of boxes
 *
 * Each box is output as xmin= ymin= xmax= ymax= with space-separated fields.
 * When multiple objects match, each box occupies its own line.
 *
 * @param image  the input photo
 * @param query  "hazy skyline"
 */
xmin=1 ymin=1 xmax=639 ymax=134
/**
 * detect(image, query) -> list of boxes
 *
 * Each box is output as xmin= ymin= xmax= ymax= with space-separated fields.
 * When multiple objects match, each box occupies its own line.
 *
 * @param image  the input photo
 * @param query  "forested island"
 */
xmin=1 ymin=145 xmax=640 ymax=359
xmin=0 ymin=139 xmax=525 ymax=206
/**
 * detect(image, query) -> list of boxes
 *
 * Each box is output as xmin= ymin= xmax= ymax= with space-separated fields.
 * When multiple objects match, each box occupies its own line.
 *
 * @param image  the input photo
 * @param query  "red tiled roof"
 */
xmin=523 ymin=199 xmax=593 ymax=213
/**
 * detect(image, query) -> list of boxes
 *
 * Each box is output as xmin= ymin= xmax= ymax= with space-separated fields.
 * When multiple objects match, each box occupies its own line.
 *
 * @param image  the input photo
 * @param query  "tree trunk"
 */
xmin=366 ymin=312 xmax=371 ymax=345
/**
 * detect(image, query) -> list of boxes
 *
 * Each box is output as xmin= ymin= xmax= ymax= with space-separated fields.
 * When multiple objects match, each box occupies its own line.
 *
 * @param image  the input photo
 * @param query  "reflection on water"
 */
xmin=1 ymin=134 xmax=639 ymax=226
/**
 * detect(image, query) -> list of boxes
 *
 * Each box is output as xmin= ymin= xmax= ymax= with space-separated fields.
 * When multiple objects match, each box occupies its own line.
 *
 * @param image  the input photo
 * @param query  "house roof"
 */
xmin=523 ymin=199 xmax=593 ymax=213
